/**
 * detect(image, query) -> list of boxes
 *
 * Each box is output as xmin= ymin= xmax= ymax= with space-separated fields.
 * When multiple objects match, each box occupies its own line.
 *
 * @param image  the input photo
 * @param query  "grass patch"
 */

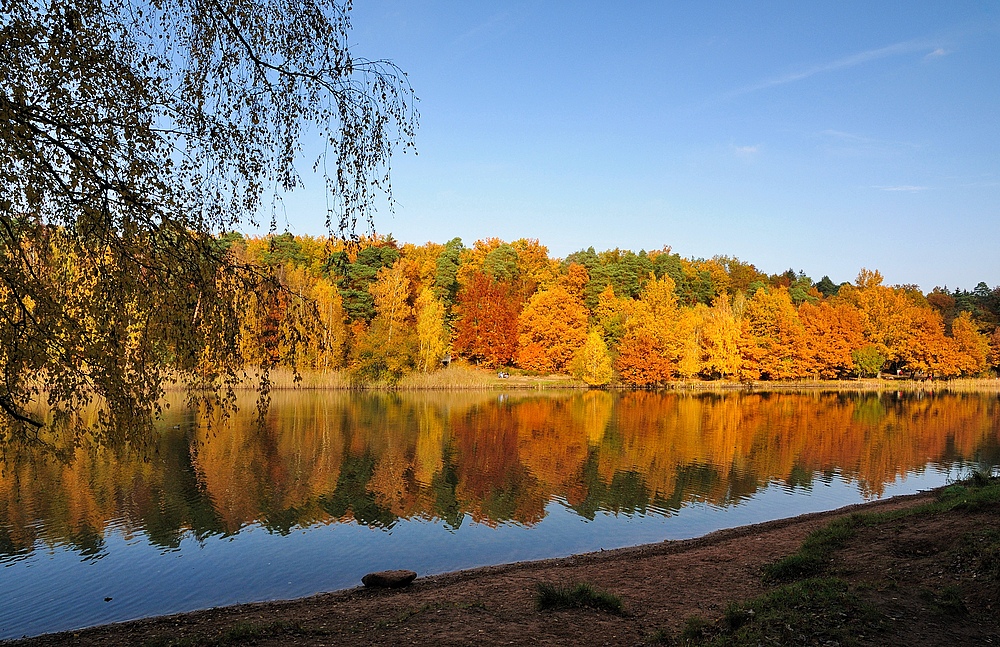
xmin=679 ymin=615 xmax=712 ymax=642
xmin=952 ymin=526 xmax=1000 ymax=579
xmin=689 ymin=474 xmax=999 ymax=645
xmin=535 ymin=582 xmax=626 ymax=615
xmin=936 ymin=477 xmax=1000 ymax=513
xmin=680 ymin=577 xmax=882 ymax=646
xmin=920 ymin=585 xmax=967 ymax=616
xmin=764 ymin=474 xmax=1000 ymax=583
xmin=763 ymin=517 xmax=856 ymax=582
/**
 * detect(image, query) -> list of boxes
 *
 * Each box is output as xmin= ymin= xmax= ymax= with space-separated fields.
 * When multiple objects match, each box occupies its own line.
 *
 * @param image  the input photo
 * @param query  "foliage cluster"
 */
xmin=171 ymin=235 xmax=1000 ymax=390
xmin=1 ymin=0 xmax=416 ymax=438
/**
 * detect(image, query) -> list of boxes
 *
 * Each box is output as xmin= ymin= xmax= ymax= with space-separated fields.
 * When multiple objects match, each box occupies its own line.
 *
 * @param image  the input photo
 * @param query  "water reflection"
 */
xmin=1 ymin=391 xmax=998 ymax=562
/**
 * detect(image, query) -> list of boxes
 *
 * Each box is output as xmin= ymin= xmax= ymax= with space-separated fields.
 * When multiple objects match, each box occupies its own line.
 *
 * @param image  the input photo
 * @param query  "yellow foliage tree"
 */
xmin=415 ymin=287 xmax=448 ymax=373
xmin=595 ymin=284 xmax=630 ymax=345
xmin=570 ymin=328 xmax=614 ymax=386
xmin=837 ymin=269 xmax=913 ymax=365
xmin=298 ymin=272 xmax=346 ymax=370
xmin=701 ymin=296 xmax=742 ymax=379
xmin=949 ymin=312 xmax=989 ymax=376
xmin=740 ymin=287 xmax=806 ymax=380
xmin=350 ymin=261 xmax=416 ymax=382
xmin=369 ymin=261 xmax=413 ymax=346
xmin=676 ymin=305 xmax=706 ymax=378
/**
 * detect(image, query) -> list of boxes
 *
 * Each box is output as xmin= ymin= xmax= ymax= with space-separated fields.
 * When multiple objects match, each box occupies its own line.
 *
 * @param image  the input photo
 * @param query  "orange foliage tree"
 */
xmin=990 ymin=328 xmax=1000 ymax=372
xmin=798 ymin=301 xmax=864 ymax=379
xmin=453 ymin=272 xmax=523 ymax=368
xmin=614 ymin=274 xmax=683 ymax=386
xmin=897 ymin=307 xmax=956 ymax=377
xmin=516 ymin=285 xmax=588 ymax=373
xmin=615 ymin=330 xmax=674 ymax=387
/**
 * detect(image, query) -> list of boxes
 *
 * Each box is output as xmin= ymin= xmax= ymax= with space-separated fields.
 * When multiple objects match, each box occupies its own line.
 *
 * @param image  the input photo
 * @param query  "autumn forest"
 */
xmin=212 ymin=233 xmax=998 ymax=386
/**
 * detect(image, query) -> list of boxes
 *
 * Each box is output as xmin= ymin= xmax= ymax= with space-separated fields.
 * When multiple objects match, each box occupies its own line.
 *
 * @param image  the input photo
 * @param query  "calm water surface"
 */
xmin=1 ymin=390 xmax=998 ymax=639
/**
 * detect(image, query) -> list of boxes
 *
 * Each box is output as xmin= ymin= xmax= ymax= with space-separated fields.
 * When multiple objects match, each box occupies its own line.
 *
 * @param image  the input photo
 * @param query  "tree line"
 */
xmin=221 ymin=233 xmax=999 ymax=385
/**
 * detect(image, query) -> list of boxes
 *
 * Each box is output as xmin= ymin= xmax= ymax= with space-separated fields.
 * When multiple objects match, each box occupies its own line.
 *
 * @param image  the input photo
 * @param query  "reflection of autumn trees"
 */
xmin=0 ymin=400 xmax=220 ymax=557
xmin=2 ymin=392 xmax=998 ymax=558
xmin=452 ymin=402 xmax=547 ymax=526
xmin=192 ymin=393 xmax=349 ymax=532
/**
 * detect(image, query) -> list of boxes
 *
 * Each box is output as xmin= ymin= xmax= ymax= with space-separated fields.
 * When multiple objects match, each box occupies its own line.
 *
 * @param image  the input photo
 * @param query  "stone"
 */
xmin=361 ymin=569 xmax=417 ymax=589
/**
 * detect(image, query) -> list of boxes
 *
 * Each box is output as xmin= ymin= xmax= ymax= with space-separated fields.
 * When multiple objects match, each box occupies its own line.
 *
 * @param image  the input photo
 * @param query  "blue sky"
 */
xmin=277 ymin=2 xmax=999 ymax=292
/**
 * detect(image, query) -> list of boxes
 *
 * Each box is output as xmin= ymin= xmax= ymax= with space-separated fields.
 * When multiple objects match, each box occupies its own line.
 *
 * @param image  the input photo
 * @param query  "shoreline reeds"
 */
xmin=161 ymin=367 xmax=1000 ymax=394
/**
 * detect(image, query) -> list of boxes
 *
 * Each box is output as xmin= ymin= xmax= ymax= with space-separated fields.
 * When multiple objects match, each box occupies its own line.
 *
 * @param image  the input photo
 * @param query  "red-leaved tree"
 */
xmin=453 ymin=272 xmax=523 ymax=368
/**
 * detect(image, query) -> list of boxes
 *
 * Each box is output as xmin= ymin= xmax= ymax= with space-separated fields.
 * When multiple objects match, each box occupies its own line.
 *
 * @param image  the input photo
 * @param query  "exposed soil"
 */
xmin=7 ymin=488 xmax=999 ymax=646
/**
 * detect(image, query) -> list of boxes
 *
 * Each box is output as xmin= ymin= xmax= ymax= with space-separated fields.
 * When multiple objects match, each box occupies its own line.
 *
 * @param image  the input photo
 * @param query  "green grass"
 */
xmin=655 ymin=474 xmax=1000 ymax=646
xmin=535 ymin=582 xmax=626 ymax=615
xmin=762 ymin=516 xmax=856 ymax=582
xmin=677 ymin=577 xmax=882 ymax=647
xmin=764 ymin=475 xmax=1000 ymax=583
xmin=679 ymin=615 xmax=713 ymax=642
xmin=936 ymin=476 xmax=1000 ymax=513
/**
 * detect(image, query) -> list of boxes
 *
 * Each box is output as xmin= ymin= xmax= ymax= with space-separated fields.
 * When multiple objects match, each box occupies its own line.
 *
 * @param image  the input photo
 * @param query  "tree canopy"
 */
xmin=0 ymin=0 xmax=416 ymax=437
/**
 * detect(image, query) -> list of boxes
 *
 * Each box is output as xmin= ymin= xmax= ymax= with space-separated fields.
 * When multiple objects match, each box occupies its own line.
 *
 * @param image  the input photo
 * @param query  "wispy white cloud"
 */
xmin=819 ymin=129 xmax=922 ymax=151
xmin=873 ymin=185 xmax=928 ymax=192
xmin=452 ymin=12 xmax=510 ymax=52
xmin=821 ymin=129 xmax=876 ymax=144
xmin=734 ymin=144 xmax=759 ymax=156
xmin=729 ymin=40 xmax=937 ymax=97
xmin=925 ymin=48 xmax=949 ymax=59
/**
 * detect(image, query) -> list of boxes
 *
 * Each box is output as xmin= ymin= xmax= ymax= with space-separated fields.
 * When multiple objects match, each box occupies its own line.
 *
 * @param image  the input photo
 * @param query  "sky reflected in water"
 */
xmin=1 ymin=390 xmax=998 ymax=639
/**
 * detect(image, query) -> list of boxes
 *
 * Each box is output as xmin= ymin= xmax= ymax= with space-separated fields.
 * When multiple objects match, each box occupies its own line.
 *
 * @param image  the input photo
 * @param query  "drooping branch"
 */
xmin=0 ymin=395 xmax=43 ymax=428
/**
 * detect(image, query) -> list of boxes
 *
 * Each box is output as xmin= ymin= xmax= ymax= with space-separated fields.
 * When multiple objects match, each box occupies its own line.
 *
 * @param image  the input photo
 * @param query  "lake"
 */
xmin=1 ymin=389 xmax=998 ymax=639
